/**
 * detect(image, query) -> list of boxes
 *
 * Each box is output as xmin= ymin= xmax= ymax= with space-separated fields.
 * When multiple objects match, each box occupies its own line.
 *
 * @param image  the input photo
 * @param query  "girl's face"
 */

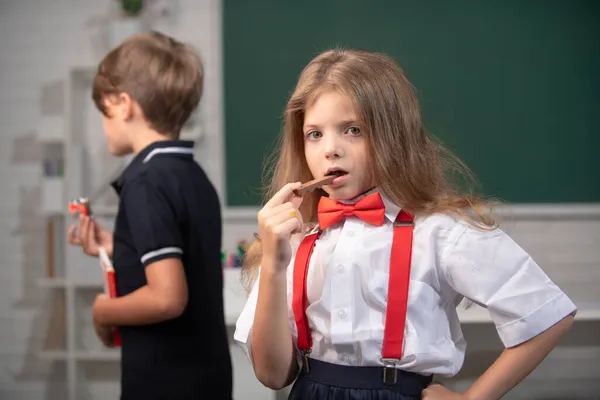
xmin=303 ymin=90 xmax=373 ymax=200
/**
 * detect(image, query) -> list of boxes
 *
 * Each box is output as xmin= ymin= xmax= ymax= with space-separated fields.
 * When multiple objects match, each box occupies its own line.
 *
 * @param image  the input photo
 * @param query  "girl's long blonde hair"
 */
xmin=242 ymin=48 xmax=499 ymax=290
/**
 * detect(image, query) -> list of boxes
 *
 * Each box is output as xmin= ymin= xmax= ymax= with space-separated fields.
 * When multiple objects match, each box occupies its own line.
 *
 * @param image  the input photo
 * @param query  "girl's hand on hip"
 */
xmin=422 ymin=384 xmax=469 ymax=400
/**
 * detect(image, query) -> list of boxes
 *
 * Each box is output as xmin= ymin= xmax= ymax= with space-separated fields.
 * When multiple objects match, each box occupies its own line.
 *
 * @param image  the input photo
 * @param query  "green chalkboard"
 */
xmin=224 ymin=1 xmax=600 ymax=206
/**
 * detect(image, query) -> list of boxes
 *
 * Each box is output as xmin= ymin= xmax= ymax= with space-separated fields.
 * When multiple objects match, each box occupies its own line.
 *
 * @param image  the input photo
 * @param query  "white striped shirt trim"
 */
xmin=140 ymin=247 xmax=183 ymax=264
xmin=143 ymin=147 xmax=194 ymax=163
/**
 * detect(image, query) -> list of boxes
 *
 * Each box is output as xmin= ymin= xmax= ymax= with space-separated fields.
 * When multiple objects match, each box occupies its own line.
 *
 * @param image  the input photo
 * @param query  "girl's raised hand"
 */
xmin=257 ymin=182 xmax=304 ymax=272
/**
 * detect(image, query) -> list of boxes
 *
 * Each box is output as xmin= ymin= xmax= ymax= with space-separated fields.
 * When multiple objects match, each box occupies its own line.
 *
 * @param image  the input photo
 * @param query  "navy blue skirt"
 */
xmin=288 ymin=359 xmax=432 ymax=400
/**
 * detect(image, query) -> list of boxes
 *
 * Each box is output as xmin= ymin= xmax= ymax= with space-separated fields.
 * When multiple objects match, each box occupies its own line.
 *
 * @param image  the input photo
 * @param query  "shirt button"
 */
xmin=338 ymin=310 xmax=347 ymax=319
xmin=342 ymin=354 xmax=351 ymax=363
xmin=347 ymin=231 xmax=355 ymax=237
xmin=337 ymin=265 xmax=344 ymax=273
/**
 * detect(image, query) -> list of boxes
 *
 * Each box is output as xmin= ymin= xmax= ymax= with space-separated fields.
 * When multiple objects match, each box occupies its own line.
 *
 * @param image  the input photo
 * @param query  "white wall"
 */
xmin=0 ymin=1 xmax=598 ymax=399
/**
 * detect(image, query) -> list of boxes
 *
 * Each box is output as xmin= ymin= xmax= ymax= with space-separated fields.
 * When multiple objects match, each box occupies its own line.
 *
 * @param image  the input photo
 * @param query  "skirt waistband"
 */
xmin=298 ymin=359 xmax=432 ymax=396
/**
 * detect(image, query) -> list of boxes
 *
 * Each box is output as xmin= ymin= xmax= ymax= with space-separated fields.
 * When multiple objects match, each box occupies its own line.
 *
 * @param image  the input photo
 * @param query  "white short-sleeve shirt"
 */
xmin=234 ymin=192 xmax=577 ymax=377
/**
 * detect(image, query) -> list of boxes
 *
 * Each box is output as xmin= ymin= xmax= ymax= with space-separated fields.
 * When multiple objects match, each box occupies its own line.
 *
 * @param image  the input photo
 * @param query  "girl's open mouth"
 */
xmin=325 ymin=169 xmax=349 ymax=186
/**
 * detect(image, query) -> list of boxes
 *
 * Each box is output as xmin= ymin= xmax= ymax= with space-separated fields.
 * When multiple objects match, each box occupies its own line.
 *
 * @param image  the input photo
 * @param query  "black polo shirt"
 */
xmin=111 ymin=140 xmax=232 ymax=397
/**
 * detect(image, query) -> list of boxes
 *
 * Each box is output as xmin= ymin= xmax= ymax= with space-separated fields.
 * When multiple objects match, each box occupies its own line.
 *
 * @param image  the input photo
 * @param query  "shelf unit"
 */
xmin=36 ymin=65 xmax=122 ymax=400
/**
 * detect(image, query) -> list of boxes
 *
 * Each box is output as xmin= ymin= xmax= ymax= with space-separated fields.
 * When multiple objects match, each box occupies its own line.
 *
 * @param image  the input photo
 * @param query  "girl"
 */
xmin=234 ymin=49 xmax=576 ymax=400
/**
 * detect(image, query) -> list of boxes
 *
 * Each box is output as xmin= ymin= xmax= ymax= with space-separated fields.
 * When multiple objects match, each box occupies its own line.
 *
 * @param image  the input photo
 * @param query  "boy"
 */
xmin=67 ymin=32 xmax=233 ymax=399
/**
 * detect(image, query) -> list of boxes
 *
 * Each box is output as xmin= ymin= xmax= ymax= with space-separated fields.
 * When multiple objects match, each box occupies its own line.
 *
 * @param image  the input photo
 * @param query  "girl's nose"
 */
xmin=324 ymin=134 xmax=344 ymax=159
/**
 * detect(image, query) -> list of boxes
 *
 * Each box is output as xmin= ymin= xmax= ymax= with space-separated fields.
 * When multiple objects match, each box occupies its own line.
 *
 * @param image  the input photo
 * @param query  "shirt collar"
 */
xmin=111 ymin=140 xmax=195 ymax=194
xmin=337 ymin=187 xmax=402 ymax=223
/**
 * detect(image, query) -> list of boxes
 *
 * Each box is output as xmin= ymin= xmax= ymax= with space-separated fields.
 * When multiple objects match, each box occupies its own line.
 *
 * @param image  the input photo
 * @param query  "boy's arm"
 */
xmin=94 ymin=174 xmax=189 ymax=326
xmin=93 ymin=257 xmax=188 ymax=326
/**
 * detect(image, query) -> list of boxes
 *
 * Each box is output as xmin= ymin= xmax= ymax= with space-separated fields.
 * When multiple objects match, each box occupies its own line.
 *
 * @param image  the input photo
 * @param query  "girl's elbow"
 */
xmin=255 ymin=369 xmax=288 ymax=390
xmin=253 ymin=361 xmax=295 ymax=390
xmin=249 ymin=336 xmax=297 ymax=389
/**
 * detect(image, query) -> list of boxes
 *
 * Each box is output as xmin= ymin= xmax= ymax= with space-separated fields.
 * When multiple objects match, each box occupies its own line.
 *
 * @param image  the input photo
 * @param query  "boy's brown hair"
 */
xmin=92 ymin=31 xmax=203 ymax=137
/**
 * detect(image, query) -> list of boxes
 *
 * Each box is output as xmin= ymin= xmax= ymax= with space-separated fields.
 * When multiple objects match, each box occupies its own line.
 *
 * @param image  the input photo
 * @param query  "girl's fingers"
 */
xmin=265 ymin=204 xmax=300 ymax=228
xmin=263 ymin=182 xmax=302 ymax=209
xmin=271 ymin=216 xmax=303 ymax=237
xmin=259 ymin=200 xmax=297 ymax=222
xmin=290 ymin=194 xmax=303 ymax=210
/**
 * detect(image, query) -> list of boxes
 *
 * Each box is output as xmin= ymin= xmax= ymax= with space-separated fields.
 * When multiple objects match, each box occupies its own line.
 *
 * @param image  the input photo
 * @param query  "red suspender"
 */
xmin=292 ymin=211 xmax=415 ymax=381
xmin=292 ymin=231 xmax=321 ymax=371
xmin=382 ymin=210 xmax=414 ymax=360
xmin=381 ymin=210 xmax=414 ymax=384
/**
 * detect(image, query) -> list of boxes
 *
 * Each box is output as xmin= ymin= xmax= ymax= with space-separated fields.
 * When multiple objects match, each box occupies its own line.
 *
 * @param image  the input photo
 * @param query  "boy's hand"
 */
xmin=67 ymin=215 xmax=114 ymax=257
xmin=93 ymin=294 xmax=115 ymax=347
xmin=94 ymin=320 xmax=115 ymax=347
xmin=257 ymin=182 xmax=304 ymax=271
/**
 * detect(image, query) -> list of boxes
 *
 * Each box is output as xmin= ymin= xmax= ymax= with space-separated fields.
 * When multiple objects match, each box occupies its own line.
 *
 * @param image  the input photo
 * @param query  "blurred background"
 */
xmin=0 ymin=0 xmax=598 ymax=399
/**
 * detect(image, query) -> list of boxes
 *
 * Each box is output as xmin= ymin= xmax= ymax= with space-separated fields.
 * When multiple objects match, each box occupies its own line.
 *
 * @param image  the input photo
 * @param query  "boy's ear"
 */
xmin=117 ymin=92 xmax=135 ymax=121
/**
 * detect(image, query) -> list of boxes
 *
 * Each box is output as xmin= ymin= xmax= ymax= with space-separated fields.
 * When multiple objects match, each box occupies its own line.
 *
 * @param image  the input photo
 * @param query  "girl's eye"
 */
xmin=346 ymin=126 xmax=361 ymax=135
xmin=306 ymin=131 xmax=322 ymax=139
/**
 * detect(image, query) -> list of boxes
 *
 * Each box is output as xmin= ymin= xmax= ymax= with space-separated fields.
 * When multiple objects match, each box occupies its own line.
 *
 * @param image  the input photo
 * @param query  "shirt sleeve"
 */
xmin=121 ymin=175 xmax=184 ymax=267
xmin=233 ymin=231 xmax=307 ymax=365
xmin=442 ymin=223 xmax=577 ymax=348
xmin=234 ymin=268 xmax=261 ymax=363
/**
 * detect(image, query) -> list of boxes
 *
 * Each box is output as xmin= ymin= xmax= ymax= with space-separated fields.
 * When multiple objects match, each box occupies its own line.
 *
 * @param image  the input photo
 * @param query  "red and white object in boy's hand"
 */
xmin=93 ymin=302 xmax=115 ymax=348
xmin=98 ymin=248 xmax=121 ymax=347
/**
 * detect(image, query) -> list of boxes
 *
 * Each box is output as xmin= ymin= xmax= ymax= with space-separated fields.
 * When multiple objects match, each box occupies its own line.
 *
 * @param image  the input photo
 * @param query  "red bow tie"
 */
xmin=317 ymin=193 xmax=386 ymax=229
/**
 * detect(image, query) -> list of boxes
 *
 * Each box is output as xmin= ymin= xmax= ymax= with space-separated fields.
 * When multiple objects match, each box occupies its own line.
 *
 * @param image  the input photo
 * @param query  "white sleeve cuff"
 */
xmin=234 ymin=326 xmax=253 ymax=364
xmin=140 ymin=246 xmax=183 ymax=265
xmin=233 ymin=269 xmax=261 ymax=364
xmin=496 ymin=292 xmax=577 ymax=348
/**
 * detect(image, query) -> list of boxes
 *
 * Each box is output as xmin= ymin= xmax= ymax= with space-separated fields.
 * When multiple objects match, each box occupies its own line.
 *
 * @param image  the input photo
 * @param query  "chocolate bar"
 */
xmin=293 ymin=176 xmax=335 ymax=197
